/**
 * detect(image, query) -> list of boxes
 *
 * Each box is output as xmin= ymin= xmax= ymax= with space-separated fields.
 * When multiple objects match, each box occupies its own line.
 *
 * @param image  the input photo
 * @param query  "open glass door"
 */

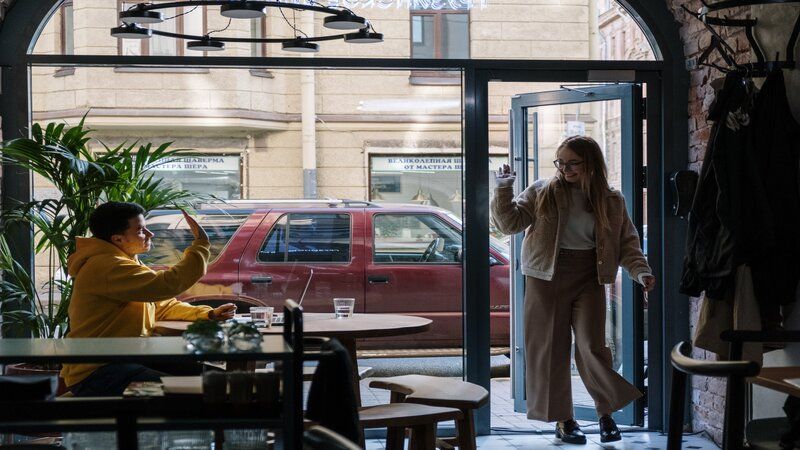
xmin=508 ymin=84 xmax=645 ymax=424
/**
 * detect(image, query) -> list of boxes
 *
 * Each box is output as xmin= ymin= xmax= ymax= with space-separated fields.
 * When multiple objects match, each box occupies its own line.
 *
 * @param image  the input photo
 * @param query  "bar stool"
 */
xmin=366 ymin=375 xmax=488 ymax=450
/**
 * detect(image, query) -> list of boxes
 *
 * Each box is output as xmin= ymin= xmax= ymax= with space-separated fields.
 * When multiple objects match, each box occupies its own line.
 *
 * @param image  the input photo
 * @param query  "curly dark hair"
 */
xmin=89 ymin=201 xmax=146 ymax=242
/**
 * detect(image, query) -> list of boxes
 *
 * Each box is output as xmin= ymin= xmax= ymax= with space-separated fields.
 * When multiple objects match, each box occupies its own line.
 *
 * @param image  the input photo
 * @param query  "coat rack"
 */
xmin=683 ymin=0 xmax=800 ymax=77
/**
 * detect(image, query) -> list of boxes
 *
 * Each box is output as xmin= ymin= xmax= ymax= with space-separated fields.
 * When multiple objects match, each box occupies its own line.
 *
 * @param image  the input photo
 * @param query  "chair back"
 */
xmin=283 ymin=300 xmax=304 ymax=450
xmin=667 ymin=341 xmax=760 ymax=450
xmin=303 ymin=425 xmax=361 ymax=450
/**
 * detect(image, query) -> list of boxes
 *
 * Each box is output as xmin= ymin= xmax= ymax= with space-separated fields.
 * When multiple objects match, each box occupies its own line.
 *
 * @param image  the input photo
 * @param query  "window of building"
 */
xmin=119 ymin=1 xmax=205 ymax=56
xmin=410 ymin=6 xmax=468 ymax=84
xmin=410 ymin=9 xmax=468 ymax=59
xmin=60 ymin=1 xmax=73 ymax=55
xmin=148 ymin=155 xmax=242 ymax=200
xmin=259 ymin=214 xmax=351 ymax=263
xmin=369 ymin=154 xmax=507 ymax=219
xmin=373 ymin=214 xmax=462 ymax=264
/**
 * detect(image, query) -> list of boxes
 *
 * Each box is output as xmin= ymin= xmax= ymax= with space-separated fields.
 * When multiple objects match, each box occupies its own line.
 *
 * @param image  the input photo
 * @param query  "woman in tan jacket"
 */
xmin=491 ymin=135 xmax=655 ymax=445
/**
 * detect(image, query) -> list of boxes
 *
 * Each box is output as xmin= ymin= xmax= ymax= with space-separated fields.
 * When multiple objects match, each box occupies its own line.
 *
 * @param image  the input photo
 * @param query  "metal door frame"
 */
xmin=507 ymin=83 xmax=644 ymax=425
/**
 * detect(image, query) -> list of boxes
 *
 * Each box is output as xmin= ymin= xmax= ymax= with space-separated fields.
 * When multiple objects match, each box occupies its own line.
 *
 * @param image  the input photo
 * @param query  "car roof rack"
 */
xmin=196 ymin=198 xmax=381 ymax=209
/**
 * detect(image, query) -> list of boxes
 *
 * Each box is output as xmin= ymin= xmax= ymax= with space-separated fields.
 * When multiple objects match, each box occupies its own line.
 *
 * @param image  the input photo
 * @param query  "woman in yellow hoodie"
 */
xmin=61 ymin=201 xmax=237 ymax=396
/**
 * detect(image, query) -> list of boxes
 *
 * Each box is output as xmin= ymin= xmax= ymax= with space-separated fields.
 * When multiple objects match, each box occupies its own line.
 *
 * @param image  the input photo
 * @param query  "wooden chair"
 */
xmin=359 ymin=403 xmax=462 ymax=450
xmin=302 ymin=365 xmax=373 ymax=381
xmin=303 ymin=425 xmax=361 ymax=450
xmin=366 ymin=375 xmax=488 ymax=450
xmin=667 ymin=341 xmax=760 ymax=450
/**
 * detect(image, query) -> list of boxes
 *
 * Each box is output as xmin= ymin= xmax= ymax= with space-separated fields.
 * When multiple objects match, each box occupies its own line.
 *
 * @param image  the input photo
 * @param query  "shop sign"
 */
xmin=150 ymin=156 xmax=240 ymax=172
xmin=327 ymin=0 xmax=487 ymax=10
xmin=372 ymin=156 xmax=464 ymax=172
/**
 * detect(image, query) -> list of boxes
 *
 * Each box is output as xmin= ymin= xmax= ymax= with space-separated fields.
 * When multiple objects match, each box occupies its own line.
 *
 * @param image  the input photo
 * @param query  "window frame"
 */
xmin=409 ymin=8 xmax=469 ymax=84
xmin=59 ymin=0 xmax=73 ymax=55
xmin=117 ymin=1 xmax=207 ymax=57
xmin=372 ymin=212 xmax=462 ymax=266
xmin=256 ymin=212 xmax=353 ymax=264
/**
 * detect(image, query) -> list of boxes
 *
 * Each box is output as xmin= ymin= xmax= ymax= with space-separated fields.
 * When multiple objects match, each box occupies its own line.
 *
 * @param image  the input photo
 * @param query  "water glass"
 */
xmin=333 ymin=298 xmax=355 ymax=319
xmin=249 ymin=306 xmax=273 ymax=328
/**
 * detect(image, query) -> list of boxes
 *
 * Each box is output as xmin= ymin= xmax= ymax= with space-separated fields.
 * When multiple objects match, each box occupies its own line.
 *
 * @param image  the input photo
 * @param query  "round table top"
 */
xmin=154 ymin=313 xmax=432 ymax=339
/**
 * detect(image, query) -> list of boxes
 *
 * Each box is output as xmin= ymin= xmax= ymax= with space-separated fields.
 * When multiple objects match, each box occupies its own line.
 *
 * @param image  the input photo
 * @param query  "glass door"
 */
xmin=508 ymin=84 xmax=645 ymax=424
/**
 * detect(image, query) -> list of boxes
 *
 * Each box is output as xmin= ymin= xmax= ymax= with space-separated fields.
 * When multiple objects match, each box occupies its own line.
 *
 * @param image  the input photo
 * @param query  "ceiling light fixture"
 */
xmin=112 ymin=1 xmax=383 ymax=54
xmin=120 ymin=9 xmax=164 ymax=25
xmin=110 ymin=24 xmax=153 ymax=39
xmin=187 ymin=38 xmax=226 ymax=52
xmin=220 ymin=2 xmax=266 ymax=19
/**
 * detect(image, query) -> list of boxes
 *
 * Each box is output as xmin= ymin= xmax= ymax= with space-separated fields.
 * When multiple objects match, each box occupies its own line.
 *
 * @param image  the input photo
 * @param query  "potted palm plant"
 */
xmin=0 ymin=118 xmax=202 ymax=383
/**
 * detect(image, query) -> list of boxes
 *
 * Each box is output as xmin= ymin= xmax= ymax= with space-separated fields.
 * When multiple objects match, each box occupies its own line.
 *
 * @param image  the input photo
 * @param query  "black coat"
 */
xmin=681 ymin=70 xmax=800 ymax=306
xmin=748 ymin=69 xmax=800 ymax=306
xmin=681 ymin=73 xmax=759 ymax=299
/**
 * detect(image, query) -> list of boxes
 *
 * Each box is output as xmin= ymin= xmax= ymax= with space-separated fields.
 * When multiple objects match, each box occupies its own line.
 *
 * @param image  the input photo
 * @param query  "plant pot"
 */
xmin=4 ymin=363 xmax=68 ymax=396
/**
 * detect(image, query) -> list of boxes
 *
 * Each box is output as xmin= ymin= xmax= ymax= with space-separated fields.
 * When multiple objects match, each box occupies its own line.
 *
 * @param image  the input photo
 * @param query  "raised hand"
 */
xmin=495 ymin=164 xmax=517 ymax=187
xmin=182 ymin=209 xmax=209 ymax=242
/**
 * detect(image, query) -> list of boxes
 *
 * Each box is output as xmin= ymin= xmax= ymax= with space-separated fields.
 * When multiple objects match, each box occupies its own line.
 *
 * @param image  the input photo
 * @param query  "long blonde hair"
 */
xmin=534 ymin=135 xmax=612 ymax=230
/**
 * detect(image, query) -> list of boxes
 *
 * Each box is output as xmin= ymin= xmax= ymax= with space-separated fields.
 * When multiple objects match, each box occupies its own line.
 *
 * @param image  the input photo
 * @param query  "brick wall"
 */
xmin=665 ymin=0 xmax=753 ymax=444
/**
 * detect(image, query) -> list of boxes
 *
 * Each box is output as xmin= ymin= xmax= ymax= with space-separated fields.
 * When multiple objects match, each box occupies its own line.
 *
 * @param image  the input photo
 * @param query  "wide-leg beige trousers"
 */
xmin=524 ymin=248 xmax=642 ymax=422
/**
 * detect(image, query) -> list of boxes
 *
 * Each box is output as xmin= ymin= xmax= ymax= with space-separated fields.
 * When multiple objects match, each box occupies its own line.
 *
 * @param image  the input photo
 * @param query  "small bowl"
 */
xmin=183 ymin=331 xmax=224 ymax=352
xmin=229 ymin=334 xmax=263 ymax=352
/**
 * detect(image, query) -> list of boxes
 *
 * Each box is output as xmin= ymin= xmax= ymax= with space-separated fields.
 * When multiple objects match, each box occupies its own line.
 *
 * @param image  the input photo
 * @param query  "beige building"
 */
xmin=32 ymin=0 xmax=651 ymax=212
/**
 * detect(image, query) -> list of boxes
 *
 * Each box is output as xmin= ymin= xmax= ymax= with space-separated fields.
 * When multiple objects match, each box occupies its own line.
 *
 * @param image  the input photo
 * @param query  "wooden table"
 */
xmin=748 ymin=366 xmax=800 ymax=397
xmin=156 ymin=313 xmax=432 ymax=404
xmin=0 ymin=336 xmax=300 ymax=450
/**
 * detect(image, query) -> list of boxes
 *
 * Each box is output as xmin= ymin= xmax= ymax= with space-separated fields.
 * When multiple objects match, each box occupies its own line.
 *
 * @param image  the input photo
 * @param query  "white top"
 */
xmin=560 ymin=187 xmax=596 ymax=250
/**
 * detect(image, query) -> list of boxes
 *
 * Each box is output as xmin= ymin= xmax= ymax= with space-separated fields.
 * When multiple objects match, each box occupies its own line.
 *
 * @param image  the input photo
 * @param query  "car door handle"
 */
xmin=251 ymin=275 xmax=273 ymax=284
xmin=368 ymin=275 xmax=390 ymax=284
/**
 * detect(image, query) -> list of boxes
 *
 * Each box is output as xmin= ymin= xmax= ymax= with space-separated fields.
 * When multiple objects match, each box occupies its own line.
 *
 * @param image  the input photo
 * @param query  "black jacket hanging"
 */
xmin=681 ymin=73 xmax=759 ymax=299
xmin=748 ymin=69 xmax=800 ymax=307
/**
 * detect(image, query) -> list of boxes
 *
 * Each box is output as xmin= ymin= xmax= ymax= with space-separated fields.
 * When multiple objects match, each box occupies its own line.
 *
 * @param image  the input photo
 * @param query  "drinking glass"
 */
xmin=333 ymin=298 xmax=355 ymax=319
xmin=249 ymin=306 xmax=273 ymax=328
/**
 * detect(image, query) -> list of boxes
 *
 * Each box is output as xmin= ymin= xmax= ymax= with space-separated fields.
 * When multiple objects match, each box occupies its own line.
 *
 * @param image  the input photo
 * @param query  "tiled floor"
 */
xmin=359 ymin=378 xmax=720 ymax=449
xmin=364 ymin=431 xmax=718 ymax=449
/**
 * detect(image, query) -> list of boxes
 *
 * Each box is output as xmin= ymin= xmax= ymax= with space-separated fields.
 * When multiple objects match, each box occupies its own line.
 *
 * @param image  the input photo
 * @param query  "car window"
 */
xmin=258 ymin=213 xmax=351 ymax=263
xmin=140 ymin=213 xmax=248 ymax=266
xmin=373 ymin=214 xmax=461 ymax=264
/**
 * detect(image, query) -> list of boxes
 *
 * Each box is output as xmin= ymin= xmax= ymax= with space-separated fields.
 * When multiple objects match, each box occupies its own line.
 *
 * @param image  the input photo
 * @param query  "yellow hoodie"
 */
xmin=60 ymin=236 xmax=213 ymax=388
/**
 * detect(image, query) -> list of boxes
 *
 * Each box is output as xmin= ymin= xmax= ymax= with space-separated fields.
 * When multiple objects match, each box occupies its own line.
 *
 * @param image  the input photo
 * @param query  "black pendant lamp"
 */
xmin=110 ymin=24 xmax=152 ymax=39
xmin=187 ymin=38 xmax=226 ymax=52
xmin=120 ymin=8 xmax=164 ymax=25
xmin=220 ymin=2 xmax=266 ymax=19
xmin=282 ymin=38 xmax=319 ymax=53
xmin=344 ymin=29 xmax=384 ymax=44
xmin=323 ymin=12 xmax=368 ymax=30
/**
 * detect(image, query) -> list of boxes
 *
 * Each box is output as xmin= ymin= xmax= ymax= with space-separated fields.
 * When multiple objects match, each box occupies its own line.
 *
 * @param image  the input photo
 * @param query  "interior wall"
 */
xmin=666 ymin=0 xmax=800 ymax=443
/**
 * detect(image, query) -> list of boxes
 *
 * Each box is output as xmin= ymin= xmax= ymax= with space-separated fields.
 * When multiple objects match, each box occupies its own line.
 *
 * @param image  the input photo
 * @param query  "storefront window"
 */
xmin=369 ymin=154 xmax=506 ymax=219
xmin=149 ymin=155 xmax=242 ymax=200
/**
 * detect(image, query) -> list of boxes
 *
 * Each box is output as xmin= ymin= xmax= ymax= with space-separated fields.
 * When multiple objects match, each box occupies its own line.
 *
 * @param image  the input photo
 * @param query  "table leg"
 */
xmin=339 ymin=338 xmax=361 ymax=407
xmin=116 ymin=415 xmax=137 ymax=450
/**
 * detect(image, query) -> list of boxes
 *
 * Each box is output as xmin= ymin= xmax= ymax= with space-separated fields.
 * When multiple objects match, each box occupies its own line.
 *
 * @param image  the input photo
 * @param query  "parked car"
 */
xmin=141 ymin=199 xmax=511 ymax=349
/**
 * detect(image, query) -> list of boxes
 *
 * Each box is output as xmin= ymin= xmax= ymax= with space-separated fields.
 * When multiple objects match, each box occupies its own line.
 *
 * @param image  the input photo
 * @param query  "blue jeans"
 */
xmin=69 ymin=362 xmax=203 ymax=397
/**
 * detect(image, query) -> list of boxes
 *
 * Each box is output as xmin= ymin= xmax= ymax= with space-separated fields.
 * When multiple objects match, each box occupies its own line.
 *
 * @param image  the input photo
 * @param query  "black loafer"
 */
xmin=556 ymin=419 xmax=587 ymax=445
xmin=599 ymin=416 xmax=622 ymax=443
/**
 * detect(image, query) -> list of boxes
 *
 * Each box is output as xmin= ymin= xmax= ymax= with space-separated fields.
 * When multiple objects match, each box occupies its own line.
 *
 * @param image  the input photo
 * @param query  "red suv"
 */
xmin=142 ymin=200 xmax=511 ymax=349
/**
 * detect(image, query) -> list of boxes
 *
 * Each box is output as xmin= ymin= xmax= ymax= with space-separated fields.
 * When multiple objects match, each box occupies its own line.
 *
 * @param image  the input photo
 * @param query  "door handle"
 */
xmin=368 ymin=275 xmax=390 ymax=284
xmin=251 ymin=275 xmax=273 ymax=284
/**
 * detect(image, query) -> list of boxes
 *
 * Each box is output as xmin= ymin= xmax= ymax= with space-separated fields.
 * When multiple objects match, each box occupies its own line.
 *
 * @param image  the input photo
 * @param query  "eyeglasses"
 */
xmin=553 ymin=160 xmax=585 ymax=171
